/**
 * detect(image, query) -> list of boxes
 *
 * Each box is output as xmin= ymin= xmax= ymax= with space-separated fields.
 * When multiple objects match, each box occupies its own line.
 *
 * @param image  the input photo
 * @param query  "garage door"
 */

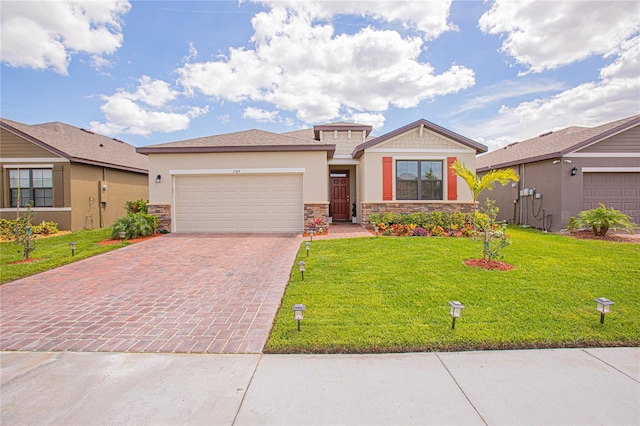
xmin=583 ymin=172 xmax=640 ymax=225
xmin=175 ymin=174 xmax=303 ymax=232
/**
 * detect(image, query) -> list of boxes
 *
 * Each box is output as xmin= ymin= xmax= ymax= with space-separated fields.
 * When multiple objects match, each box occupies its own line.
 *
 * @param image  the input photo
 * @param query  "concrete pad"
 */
xmin=584 ymin=347 xmax=640 ymax=381
xmin=438 ymin=348 xmax=640 ymax=425
xmin=1 ymin=351 xmax=259 ymax=425
xmin=235 ymin=353 xmax=484 ymax=425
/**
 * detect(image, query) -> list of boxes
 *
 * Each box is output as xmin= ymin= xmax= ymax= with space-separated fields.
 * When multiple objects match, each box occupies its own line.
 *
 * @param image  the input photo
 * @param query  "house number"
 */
xmin=233 ymin=169 xmax=241 ymax=173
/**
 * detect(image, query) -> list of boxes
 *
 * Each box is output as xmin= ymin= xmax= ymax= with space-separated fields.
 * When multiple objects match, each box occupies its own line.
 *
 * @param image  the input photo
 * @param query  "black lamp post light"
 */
xmin=594 ymin=297 xmax=615 ymax=324
xmin=449 ymin=301 xmax=465 ymax=329
xmin=292 ymin=304 xmax=306 ymax=331
xmin=305 ymin=241 xmax=310 ymax=257
xmin=69 ymin=242 xmax=77 ymax=256
xmin=298 ymin=261 xmax=306 ymax=281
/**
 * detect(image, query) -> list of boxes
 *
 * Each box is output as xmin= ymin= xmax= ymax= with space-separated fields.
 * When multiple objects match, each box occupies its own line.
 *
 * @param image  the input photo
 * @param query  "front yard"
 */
xmin=266 ymin=227 xmax=640 ymax=353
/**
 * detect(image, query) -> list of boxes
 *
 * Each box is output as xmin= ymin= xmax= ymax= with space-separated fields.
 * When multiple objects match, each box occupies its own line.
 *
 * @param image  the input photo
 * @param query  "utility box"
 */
xmin=99 ymin=181 xmax=109 ymax=203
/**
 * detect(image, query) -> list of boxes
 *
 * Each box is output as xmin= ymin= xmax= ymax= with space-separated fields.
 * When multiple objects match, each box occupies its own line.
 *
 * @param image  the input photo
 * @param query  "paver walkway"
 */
xmin=0 ymin=234 xmax=300 ymax=354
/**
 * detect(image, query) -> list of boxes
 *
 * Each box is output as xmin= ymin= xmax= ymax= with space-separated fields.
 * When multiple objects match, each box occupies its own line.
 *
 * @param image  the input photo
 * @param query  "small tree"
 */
xmin=480 ymin=199 xmax=511 ymax=261
xmin=14 ymin=204 xmax=36 ymax=260
xmin=568 ymin=203 xmax=636 ymax=236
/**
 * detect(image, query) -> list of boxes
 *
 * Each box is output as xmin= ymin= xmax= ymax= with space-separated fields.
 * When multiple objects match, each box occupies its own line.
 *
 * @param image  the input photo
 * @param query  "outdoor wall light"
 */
xmin=155 ymin=174 xmax=162 ymax=183
xmin=305 ymin=241 xmax=310 ymax=257
xmin=594 ymin=297 xmax=615 ymax=324
xmin=69 ymin=241 xmax=77 ymax=256
xmin=571 ymin=167 xmax=578 ymax=176
xmin=292 ymin=304 xmax=306 ymax=331
xmin=119 ymin=231 xmax=126 ymax=242
xmin=449 ymin=301 xmax=465 ymax=329
xmin=298 ymin=261 xmax=306 ymax=281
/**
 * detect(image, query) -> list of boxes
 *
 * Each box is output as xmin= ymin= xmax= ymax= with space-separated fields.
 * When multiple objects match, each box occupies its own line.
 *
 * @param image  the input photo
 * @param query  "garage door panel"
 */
xmin=583 ymin=172 xmax=640 ymax=226
xmin=175 ymin=174 xmax=303 ymax=232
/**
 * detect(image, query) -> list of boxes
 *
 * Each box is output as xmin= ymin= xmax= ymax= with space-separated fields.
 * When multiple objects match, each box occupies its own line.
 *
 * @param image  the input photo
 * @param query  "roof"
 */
xmin=352 ymin=118 xmax=487 ymax=158
xmin=137 ymin=129 xmax=336 ymax=157
xmin=312 ymin=122 xmax=373 ymax=140
xmin=476 ymin=115 xmax=640 ymax=171
xmin=1 ymin=118 xmax=148 ymax=173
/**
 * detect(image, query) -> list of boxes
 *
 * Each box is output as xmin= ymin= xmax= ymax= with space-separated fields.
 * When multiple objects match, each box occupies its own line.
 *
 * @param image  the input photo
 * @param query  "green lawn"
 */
xmin=1 ymin=228 xmax=124 ymax=284
xmin=266 ymin=227 xmax=640 ymax=353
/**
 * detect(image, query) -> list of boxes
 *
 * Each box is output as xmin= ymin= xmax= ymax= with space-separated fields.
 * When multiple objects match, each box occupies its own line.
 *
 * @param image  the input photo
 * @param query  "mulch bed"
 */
xmin=464 ymin=258 xmax=514 ymax=271
xmin=97 ymin=235 xmax=160 ymax=246
xmin=8 ymin=257 xmax=42 ymax=265
xmin=561 ymin=230 xmax=639 ymax=244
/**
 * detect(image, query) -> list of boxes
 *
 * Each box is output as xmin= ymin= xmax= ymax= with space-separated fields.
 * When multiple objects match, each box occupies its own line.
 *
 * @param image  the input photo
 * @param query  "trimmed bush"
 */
xmin=111 ymin=213 xmax=157 ymax=239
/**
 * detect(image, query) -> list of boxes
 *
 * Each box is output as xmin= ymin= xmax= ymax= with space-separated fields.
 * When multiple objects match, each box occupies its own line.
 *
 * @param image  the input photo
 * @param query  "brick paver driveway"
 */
xmin=0 ymin=234 xmax=301 ymax=354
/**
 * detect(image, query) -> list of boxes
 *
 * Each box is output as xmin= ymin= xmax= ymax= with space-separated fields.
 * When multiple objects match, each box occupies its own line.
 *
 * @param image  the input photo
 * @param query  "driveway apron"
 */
xmin=0 ymin=234 xmax=301 ymax=354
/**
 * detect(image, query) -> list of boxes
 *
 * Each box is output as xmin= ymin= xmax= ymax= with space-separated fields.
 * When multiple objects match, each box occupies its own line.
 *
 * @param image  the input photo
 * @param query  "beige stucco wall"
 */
xmin=320 ymin=129 xmax=367 ymax=156
xmin=148 ymin=151 xmax=329 ymax=205
xmin=359 ymin=126 xmax=477 ymax=203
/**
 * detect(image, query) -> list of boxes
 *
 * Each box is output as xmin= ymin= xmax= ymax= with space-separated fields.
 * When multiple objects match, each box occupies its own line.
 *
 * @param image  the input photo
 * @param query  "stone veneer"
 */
xmin=304 ymin=203 xmax=329 ymax=228
xmin=362 ymin=202 xmax=475 ymax=226
xmin=148 ymin=204 xmax=171 ymax=233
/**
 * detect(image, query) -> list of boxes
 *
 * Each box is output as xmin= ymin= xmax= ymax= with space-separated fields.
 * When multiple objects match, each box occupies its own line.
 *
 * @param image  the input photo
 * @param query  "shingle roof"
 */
xmin=476 ymin=115 xmax=640 ymax=171
xmin=1 ymin=118 xmax=148 ymax=173
xmin=136 ymin=129 xmax=336 ymax=156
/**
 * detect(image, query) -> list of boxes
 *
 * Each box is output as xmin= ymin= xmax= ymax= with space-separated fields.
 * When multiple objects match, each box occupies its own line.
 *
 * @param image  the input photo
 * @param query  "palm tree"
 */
xmin=450 ymin=159 xmax=519 ymax=215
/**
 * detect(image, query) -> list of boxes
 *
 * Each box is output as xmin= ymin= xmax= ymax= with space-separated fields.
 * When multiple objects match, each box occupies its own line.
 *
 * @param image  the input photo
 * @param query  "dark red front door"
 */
xmin=331 ymin=175 xmax=350 ymax=220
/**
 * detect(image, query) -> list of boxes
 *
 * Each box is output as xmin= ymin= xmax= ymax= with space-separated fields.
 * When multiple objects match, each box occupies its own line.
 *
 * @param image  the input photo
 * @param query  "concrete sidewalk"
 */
xmin=2 ymin=348 xmax=638 ymax=425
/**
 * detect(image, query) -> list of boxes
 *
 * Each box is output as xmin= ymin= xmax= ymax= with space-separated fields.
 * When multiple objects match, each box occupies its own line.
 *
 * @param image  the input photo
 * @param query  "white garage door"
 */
xmin=175 ymin=174 xmax=303 ymax=232
xmin=583 ymin=172 xmax=640 ymax=225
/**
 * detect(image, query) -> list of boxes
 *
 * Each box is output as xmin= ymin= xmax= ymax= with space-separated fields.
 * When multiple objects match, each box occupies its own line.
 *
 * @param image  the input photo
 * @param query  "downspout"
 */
xmin=519 ymin=164 xmax=525 ymax=225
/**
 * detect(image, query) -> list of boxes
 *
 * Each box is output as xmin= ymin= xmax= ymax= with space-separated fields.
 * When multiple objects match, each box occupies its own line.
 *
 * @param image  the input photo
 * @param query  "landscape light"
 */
xmin=305 ymin=241 xmax=310 ymax=257
xmin=594 ymin=297 xmax=615 ymax=324
xmin=449 ymin=301 xmax=465 ymax=329
xmin=69 ymin=242 xmax=77 ymax=256
xmin=292 ymin=304 xmax=306 ymax=331
xmin=119 ymin=231 xmax=126 ymax=242
xmin=309 ymin=229 xmax=315 ymax=241
xmin=298 ymin=261 xmax=306 ymax=281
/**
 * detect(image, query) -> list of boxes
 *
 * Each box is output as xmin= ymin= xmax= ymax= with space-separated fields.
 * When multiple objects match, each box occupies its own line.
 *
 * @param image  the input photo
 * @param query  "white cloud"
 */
xmin=90 ymin=76 xmax=208 ymax=136
xmin=243 ymin=107 xmax=280 ymax=122
xmin=467 ymin=36 xmax=640 ymax=151
xmin=479 ymin=0 xmax=640 ymax=73
xmin=177 ymin=2 xmax=473 ymax=125
xmin=0 ymin=0 xmax=131 ymax=75
xmin=343 ymin=111 xmax=386 ymax=130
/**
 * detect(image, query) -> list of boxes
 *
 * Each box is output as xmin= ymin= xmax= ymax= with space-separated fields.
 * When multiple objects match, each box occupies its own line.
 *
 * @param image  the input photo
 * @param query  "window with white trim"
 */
xmin=396 ymin=160 xmax=443 ymax=200
xmin=9 ymin=168 xmax=53 ymax=207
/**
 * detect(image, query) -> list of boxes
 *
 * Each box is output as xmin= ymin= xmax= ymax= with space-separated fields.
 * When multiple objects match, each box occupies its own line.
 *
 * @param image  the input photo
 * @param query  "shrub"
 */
xmin=430 ymin=225 xmax=446 ymax=236
xmin=111 ymin=213 xmax=157 ymax=239
xmin=411 ymin=227 xmax=430 ymax=237
xmin=0 ymin=218 xmax=59 ymax=240
xmin=567 ymin=203 xmax=636 ymax=236
xmin=124 ymin=199 xmax=148 ymax=214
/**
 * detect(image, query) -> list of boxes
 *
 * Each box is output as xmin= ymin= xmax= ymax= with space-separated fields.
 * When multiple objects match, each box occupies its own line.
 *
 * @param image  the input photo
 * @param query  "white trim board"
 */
xmin=0 ymin=207 xmax=71 ymax=212
xmin=581 ymin=167 xmax=640 ymax=173
xmin=566 ymin=153 xmax=640 ymax=158
xmin=169 ymin=168 xmax=305 ymax=175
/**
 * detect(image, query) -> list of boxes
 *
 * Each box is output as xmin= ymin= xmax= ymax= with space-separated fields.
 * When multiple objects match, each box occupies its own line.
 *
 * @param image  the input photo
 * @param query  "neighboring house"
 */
xmin=137 ymin=119 xmax=487 ymax=233
xmin=476 ymin=114 xmax=640 ymax=231
xmin=0 ymin=118 xmax=149 ymax=230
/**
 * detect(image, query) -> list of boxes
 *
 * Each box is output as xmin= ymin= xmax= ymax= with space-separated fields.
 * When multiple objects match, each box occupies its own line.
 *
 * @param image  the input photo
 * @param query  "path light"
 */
xmin=594 ymin=297 xmax=615 ymax=324
xmin=69 ymin=242 xmax=77 ymax=256
xmin=502 ymin=221 xmax=507 ymax=231
xmin=305 ymin=241 xmax=310 ymax=257
xmin=119 ymin=231 xmax=126 ymax=242
xmin=309 ymin=229 xmax=315 ymax=241
xmin=449 ymin=301 xmax=465 ymax=329
xmin=292 ymin=304 xmax=306 ymax=331
xmin=298 ymin=261 xmax=306 ymax=281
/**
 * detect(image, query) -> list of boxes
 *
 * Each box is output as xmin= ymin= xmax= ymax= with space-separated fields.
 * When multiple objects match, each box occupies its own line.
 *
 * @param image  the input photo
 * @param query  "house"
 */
xmin=476 ymin=114 xmax=640 ymax=231
xmin=1 ymin=118 xmax=149 ymax=230
xmin=137 ymin=119 xmax=487 ymax=233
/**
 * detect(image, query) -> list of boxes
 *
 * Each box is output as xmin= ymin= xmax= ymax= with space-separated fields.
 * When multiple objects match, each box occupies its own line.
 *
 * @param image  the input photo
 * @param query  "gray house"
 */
xmin=476 ymin=115 xmax=640 ymax=231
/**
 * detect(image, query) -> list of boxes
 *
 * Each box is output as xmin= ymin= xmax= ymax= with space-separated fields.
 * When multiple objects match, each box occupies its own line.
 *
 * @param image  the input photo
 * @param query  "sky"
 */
xmin=1 ymin=0 xmax=639 ymax=151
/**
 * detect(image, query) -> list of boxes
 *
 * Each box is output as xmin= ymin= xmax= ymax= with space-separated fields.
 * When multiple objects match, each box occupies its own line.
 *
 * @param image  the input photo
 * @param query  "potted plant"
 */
xmin=328 ymin=203 xmax=333 ymax=224
xmin=351 ymin=203 xmax=357 ymax=223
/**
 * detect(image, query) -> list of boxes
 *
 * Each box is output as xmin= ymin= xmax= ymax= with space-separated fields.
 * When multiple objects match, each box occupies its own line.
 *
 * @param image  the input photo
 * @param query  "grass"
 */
xmin=0 ymin=228 xmax=125 ymax=284
xmin=266 ymin=227 xmax=640 ymax=353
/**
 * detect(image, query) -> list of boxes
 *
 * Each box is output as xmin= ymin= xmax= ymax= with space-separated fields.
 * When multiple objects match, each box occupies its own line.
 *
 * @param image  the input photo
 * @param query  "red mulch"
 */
xmin=562 ymin=230 xmax=639 ymax=244
xmin=97 ymin=234 xmax=160 ymax=246
xmin=9 ymin=257 xmax=42 ymax=265
xmin=464 ymin=258 xmax=514 ymax=271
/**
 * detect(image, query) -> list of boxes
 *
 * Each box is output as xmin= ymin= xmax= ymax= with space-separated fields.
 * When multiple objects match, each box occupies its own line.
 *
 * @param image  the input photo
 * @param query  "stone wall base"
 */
xmin=304 ymin=203 xmax=329 ymax=229
xmin=362 ymin=202 xmax=475 ymax=226
xmin=148 ymin=204 xmax=171 ymax=233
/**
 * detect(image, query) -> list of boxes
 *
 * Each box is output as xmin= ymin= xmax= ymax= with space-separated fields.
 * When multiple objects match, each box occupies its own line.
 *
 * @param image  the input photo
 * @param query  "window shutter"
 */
xmin=53 ymin=165 xmax=64 ymax=207
xmin=382 ymin=157 xmax=393 ymax=200
xmin=447 ymin=157 xmax=457 ymax=200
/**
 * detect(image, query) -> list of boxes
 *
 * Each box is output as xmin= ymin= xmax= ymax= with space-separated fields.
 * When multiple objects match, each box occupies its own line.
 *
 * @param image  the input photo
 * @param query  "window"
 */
xmin=9 ymin=169 xmax=53 ymax=207
xmin=396 ymin=160 xmax=443 ymax=200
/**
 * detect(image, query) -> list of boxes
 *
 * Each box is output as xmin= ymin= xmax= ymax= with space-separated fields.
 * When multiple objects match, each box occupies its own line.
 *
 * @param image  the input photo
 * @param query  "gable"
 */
xmin=0 ymin=129 xmax=60 ymax=159
xmin=575 ymin=125 xmax=640 ymax=154
xmin=370 ymin=126 xmax=469 ymax=152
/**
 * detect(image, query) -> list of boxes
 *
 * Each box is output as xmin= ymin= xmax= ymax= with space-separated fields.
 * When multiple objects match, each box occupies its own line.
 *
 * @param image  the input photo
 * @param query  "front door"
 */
xmin=330 ymin=174 xmax=350 ymax=220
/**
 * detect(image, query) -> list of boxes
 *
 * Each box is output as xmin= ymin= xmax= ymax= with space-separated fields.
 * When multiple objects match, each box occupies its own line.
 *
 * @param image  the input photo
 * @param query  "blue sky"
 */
xmin=1 ymin=1 xmax=639 ymax=151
